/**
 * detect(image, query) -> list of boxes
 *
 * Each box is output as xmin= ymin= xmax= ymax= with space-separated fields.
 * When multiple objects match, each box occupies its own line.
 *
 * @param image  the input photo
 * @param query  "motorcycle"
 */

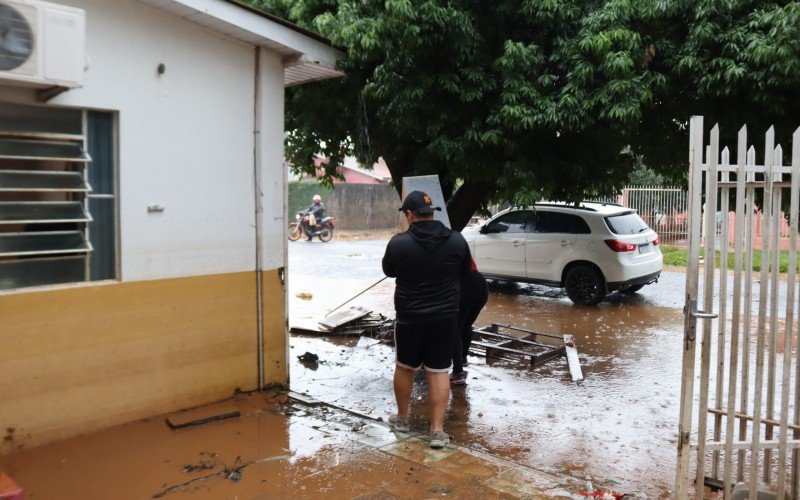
xmin=288 ymin=210 xmax=335 ymax=242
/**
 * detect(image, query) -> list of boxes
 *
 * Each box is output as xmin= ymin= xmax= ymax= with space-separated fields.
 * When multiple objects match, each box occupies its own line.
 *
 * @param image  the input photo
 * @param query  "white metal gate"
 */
xmin=677 ymin=116 xmax=800 ymax=498
xmin=622 ymin=186 xmax=688 ymax=244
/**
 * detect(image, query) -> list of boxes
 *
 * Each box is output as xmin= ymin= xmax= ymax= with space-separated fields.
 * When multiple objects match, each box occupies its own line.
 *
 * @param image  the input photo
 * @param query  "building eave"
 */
xmin=136 ymin=0 xmax=345 ymax=86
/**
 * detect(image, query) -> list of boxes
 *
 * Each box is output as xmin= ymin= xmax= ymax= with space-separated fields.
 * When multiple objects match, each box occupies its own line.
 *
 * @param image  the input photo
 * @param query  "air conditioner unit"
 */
xmin=0 ymin=0 xmax=85 ymax=88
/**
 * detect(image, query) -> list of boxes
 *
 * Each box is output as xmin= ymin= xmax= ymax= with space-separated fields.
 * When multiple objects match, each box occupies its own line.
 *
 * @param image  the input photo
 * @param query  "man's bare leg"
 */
xmin=393 ymin=365 xmax=415 ymax=418
xmin=425 ymin=371 xmax=451 ymax=432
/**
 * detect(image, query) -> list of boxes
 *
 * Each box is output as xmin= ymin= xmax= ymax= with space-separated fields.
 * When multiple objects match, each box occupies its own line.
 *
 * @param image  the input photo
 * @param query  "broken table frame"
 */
xmin=470 ymin=323 xmax=583 ymax=381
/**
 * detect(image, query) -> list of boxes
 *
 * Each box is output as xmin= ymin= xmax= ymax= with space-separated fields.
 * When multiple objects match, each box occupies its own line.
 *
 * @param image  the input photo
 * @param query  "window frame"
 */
xmin=0 ymin=103 xmax=119 ymax=291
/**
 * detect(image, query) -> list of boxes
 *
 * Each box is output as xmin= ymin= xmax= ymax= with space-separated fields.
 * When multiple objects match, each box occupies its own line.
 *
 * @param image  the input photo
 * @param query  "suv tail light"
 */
xmin=604 ymin=239 xmax=637 ymax=252
xmin=653 ymin=235 xmax=660 ymax=246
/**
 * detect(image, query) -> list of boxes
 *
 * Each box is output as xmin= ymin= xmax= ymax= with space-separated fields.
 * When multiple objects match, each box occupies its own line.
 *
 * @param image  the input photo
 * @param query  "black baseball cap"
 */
xmin=399 ymin=190 xmax=442 ymax=214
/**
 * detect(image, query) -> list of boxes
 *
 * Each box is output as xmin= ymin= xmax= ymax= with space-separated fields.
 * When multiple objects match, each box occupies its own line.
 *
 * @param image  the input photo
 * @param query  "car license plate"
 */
xmin=638 ymin=243 xmax=651 ymax=254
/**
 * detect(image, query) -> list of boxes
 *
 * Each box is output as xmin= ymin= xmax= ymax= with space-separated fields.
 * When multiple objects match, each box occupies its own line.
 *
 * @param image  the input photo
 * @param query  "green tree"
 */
xmin=250 ymin=0 xmax=800 ymax=230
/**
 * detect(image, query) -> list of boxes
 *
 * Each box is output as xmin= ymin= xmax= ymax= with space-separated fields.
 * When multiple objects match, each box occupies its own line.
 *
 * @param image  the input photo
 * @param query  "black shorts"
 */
xmin=394 ymin=315 xmax=457 ymax=372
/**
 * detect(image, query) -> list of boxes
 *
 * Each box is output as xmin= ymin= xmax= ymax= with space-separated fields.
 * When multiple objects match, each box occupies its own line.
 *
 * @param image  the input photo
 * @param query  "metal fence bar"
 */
xmin=676 ymin=116 xmax=705 ymax=499
xmin=792 ymin=128 xmax=800 ymax=497
xmin=739 ymin=145 xmax=757 ymax=481
xmin=765 ymin=145 xmax=784 ymax=483
xmin=695 ymin=127 xmax=719 ymax=500
xmin=712 ymin=147 xmax=731 ymax=479
xmin=750 ymin=126 xmax=775 ymax=498
xmin=723 ymin=126 xmax=748 ymax=492
xmin=777 ymin=132 xmax=799 ymax=499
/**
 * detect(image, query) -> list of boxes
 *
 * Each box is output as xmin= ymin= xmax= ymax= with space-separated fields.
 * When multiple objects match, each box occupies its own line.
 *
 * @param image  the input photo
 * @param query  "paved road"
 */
xmin=289 ymin=237 xmax=688 ymax=309
xmin=290 ymin=237 xmax=798 ymax=315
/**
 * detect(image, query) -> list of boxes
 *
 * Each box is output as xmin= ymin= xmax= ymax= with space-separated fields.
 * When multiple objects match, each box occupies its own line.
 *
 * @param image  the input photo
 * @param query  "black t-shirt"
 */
xmin=382 ymin=220 xmax=471 ymax=322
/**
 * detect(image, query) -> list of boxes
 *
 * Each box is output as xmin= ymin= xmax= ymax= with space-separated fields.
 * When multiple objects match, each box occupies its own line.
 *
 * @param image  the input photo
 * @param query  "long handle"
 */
xmin=324 ymin=276 xmax=388 ymax=317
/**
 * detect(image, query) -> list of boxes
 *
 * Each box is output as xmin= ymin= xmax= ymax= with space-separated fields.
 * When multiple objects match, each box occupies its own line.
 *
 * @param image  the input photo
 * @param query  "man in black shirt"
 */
xmin=382 ymin=190 xmax=471 ymax=449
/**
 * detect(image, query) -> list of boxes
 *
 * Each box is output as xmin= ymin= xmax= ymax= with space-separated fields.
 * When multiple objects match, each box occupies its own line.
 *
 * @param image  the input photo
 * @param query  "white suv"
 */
xmin=461 ymin=202 xmax=662 ymax=305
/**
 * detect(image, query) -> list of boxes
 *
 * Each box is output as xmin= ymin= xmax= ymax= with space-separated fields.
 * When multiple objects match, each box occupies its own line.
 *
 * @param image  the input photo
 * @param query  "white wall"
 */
xmin=257 ymin=48 xmax=285 ymax=271
xmin=38 ymin=0 xmax=282 ymax=281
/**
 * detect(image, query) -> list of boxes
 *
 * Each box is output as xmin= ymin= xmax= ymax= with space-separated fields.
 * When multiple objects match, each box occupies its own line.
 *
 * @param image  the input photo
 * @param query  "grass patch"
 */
xmin=661 ymin=245 xmax=799 ymax=273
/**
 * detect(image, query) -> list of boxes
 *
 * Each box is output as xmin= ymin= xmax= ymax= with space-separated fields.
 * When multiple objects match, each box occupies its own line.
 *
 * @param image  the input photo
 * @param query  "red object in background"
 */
xmin=0 ymin=472 xmax=23 ymax=500
xmin=578 ymin=491 xmax=624 ymax=499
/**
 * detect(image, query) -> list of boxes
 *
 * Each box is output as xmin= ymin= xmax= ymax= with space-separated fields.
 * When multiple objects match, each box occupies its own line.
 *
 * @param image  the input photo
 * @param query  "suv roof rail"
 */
xmin=533 ymin=202 xmax=597 ymax=212
xmin=582 ymin=199 xmax=624 ymax=206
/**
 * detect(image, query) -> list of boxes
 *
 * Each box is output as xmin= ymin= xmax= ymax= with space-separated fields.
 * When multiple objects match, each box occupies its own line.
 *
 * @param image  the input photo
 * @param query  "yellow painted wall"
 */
xmin=261 ymin=269 xmax=288 ymax=385
xmin=0 ymin=270 xmax=286 ymax=454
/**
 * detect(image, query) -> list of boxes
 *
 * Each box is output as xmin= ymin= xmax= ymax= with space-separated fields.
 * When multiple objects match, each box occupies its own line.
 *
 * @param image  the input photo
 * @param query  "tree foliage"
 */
xmin=249 ymin=0 xmax=800 ymax=229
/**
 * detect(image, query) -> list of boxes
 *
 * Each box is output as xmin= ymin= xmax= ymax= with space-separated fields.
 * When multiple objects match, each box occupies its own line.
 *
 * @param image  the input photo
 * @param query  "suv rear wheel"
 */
xmin=564 ymin=264 xmax=606 ymax=306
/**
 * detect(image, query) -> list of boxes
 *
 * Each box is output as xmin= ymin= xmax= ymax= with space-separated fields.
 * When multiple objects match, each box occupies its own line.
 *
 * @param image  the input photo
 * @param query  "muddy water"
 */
xmin=290 ymin=278 xmax=684 ymax=497
xmin=0 ymin=393 xmax=514 ymax=499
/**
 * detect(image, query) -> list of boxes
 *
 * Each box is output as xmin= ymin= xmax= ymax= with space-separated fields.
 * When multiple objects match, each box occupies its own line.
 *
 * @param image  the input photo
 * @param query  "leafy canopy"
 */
xmin=250 ymin=0 xmax=800 ymax=229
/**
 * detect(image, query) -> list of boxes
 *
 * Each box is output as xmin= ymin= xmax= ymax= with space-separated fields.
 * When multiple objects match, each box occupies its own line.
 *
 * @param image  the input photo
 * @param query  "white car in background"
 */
xmin=461 ymin=202 xmax=663 ymax=305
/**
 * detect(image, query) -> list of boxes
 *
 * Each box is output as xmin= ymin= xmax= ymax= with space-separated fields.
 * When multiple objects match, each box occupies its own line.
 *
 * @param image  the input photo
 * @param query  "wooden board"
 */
xmin=318 ymin=306 xmax=371 ymax=329
xmin=563 ymin=334 xmax=584 ymax=382
xmin=165 ymin=400 xmax=241 ymax=429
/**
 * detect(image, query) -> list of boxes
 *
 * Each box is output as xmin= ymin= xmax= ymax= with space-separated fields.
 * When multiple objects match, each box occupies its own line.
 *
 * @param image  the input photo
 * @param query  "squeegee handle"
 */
xmin=324 ymin=276 xmax=388 ymax=317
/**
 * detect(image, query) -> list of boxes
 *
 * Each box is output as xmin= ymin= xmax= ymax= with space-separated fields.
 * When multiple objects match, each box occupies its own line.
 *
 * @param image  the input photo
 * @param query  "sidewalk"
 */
xmin=0 ymin=390 xmax=583 ymax=499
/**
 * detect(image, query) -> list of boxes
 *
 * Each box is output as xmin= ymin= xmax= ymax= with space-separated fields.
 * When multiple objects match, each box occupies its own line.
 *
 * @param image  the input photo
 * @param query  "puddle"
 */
xmin=290 ymin=273 xmax=684 ymax=497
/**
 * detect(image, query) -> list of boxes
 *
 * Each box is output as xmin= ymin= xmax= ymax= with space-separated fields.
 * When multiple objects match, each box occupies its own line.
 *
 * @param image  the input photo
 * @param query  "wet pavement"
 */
xmin=289 ymin=238 xmax=690 ymax=497
xmin=2 ymin=237 xmax=780 ymax=498
xmin=0 ymin=390 xmax=582 ymax=498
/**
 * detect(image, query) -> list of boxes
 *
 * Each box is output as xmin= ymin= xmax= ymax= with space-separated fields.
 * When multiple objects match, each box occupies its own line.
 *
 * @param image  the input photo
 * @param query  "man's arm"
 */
xmin=382 ymin=239 xmax=397 ymax=278
xmin=460 ymin=236 xmax=473 ymax=274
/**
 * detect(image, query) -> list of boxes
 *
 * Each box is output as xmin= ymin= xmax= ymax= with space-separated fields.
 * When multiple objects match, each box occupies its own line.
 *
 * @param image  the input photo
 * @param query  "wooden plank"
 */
xmin=318 ymin=306 xmax=371 ymax=329
xmin=778 ymin=130 xmax=800 ymax=499
xmin=712 ymin=147 xmax=731 ymax=478
xmin=165 ymin=400 xmax=241 ymax=429
xmin=708 ymin=408 xmax=800 ymax=433
xmin=475 ymin=330 xmax=558 ymax=349
xmin=487 ymin=323 xmax=562 ymax=341
xmin=563 ymin=335 xmax=583 ymax=382
xmin=676 ymin=115 xmax=704 ymax=500
xmin=791 ymin=127 xmax=800 ymax=498
xmin=695 ymin=126 xmax=719 ymax=500
xmin=750 ymin=126 xmax=775 ymax=498
xmin=472 ymin=340 xmax=541 ymax=359
xmin=765 ymin=145 xmax=783 ymax=483
xmin=530 ymin=346 xmax=565 ymax=368
xmin=287 ymin=391 xmax=322 ymax=406
xmin=723 ymin=125 xmax=747 ymax=492
xmin=695 ymin=440 xmax=800 ymax=452
xmin=738 ymin=145 xmax=757 ymax=481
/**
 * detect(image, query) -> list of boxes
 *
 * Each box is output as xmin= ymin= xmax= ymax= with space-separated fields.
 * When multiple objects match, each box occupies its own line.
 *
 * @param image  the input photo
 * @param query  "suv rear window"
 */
xmin=604 ymin=212 xmax=649 ymax=235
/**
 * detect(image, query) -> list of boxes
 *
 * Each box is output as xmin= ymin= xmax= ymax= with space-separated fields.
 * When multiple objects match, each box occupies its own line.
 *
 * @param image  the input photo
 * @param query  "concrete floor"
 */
xmin=0 ymin=391 xmax=588 ymax=499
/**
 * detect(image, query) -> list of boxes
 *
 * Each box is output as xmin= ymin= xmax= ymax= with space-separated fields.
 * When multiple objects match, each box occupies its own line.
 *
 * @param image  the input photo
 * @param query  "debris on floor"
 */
xmin=297 ymin=351 xmax=320 ymax=368
xmin=564 ymin=333 xmax=584 ymax=382
xmin=290 ymin=306 xmax=395 ymax=339
xmin=0 ymin=471 xmax=23 ymax=500
xmin=295 ymin=291 xmax=313 ymax=300
xmin=471 ymin=323 xmax=584 ymax=378
xmin=165 ymin=400 xmax=241 ymax=429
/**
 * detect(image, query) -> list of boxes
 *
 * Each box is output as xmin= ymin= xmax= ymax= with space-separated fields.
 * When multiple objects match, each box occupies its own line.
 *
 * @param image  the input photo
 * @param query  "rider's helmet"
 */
xmin=313 ymin=194 xmax=322 ymax=205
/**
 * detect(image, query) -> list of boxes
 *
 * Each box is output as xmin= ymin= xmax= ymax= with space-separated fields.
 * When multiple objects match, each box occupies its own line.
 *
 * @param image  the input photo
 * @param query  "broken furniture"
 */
xmin=471 ymin=323 xmax=584 ymax=381
xmin=290 ymin=306 xmax=395 ymax=339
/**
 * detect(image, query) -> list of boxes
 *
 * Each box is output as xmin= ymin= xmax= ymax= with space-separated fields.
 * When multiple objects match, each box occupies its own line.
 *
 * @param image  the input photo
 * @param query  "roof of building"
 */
xmin=341 ymin=156 xmax=392 ymax=182
xmin=137 ymin=0 xmax=344 ymax=86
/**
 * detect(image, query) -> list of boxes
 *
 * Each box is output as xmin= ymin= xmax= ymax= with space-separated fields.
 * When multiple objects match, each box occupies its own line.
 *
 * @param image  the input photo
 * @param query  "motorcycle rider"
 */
xmin=303 ymin=194 xmax=326 ymax=240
